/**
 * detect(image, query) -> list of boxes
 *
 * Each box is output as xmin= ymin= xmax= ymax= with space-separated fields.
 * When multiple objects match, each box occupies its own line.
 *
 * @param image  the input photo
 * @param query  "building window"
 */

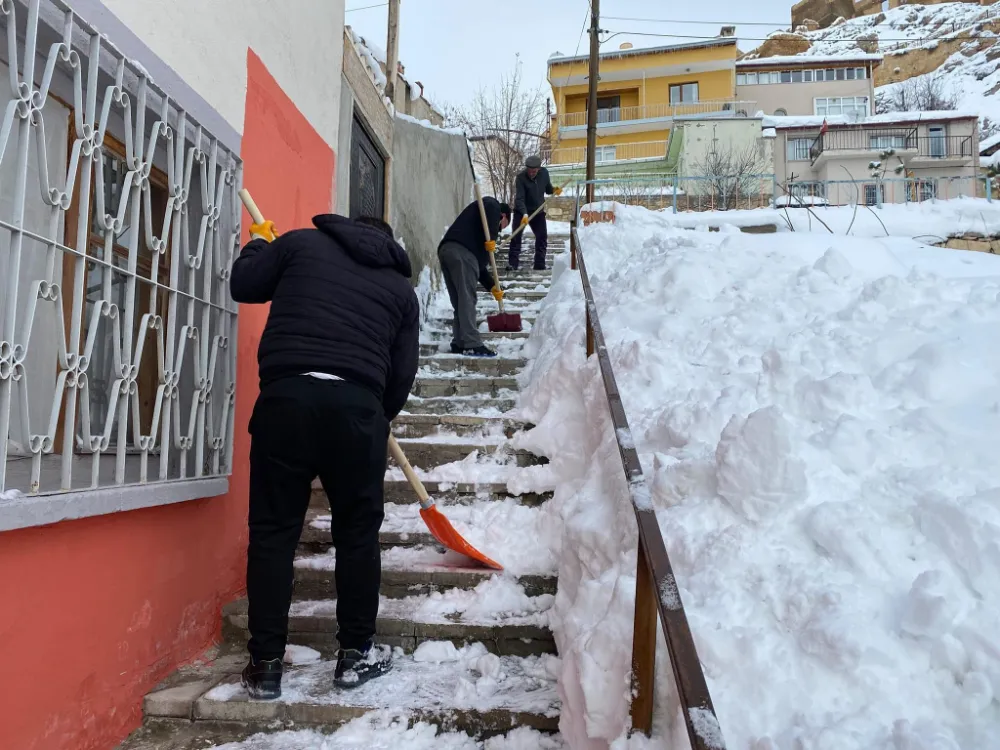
xmin=787 ymin=137 xmax=813 ymax=161
xmin=738 ymin=66 xmax=868 ymax=85
xmin=869 ymin=133 xmax=908 ymax=150
xmin=908 ymin=180 xmax=937 ymax=201
xmin=669 ymin=82 xmax=699 ymax=104
xmin=774 ymin=108 xmax=788 ymax=116
xmin=864 ymin=183 xmax=882 ymax=205
xmin=815 ymin=96 xmax=869 ymax=117
xmin=596 ymin=95 xmax=621 ymax=123
xmin=927 ymin=126 xmax=946 ymax=157
xmin=595 ymin=146 xmax=617 ymax=163
xmin=790 ymin=181 xmax=826 ymax=200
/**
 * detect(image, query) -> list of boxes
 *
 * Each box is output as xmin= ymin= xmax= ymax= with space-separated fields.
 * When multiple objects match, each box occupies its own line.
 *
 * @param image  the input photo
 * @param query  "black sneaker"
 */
xmin=334 ymin=643 xmax=393 ymax=689
xmin=533 ymin=264 xmax=547 ymax=271
xmin=461 ymin=345 xmax=497 ymax=358
xmin=241 ymin=657 xmax=283 ymax=700
xmin=450 ymin=342 xmax=463 ymax=354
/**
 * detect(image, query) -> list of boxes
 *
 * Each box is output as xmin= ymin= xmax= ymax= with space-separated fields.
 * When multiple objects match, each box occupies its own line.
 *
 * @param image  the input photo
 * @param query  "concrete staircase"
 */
xmin=119 ymin=235 xmax=566 ymax=748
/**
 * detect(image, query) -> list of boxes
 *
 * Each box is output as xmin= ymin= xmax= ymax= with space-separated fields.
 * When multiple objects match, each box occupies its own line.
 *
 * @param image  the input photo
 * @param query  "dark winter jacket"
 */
xmin=230 ymin=215 xmax=419 ymax=421
xmin=439 ymin=197 xmax=504 ymax=292
xmin=514 ymin=167 xmax=554 ymax=215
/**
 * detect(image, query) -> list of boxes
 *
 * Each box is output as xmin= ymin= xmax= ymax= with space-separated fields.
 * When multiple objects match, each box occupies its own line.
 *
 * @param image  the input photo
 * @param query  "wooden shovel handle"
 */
xmin=472 ymin=183 xmax=505 ymax=314
xmin=388 ymin=434 xmax=433 ymax=509
xmin=505 ymin=178 xmax=574 ymax=243
xmin=238 ymin=188 xmax=265 ymax=225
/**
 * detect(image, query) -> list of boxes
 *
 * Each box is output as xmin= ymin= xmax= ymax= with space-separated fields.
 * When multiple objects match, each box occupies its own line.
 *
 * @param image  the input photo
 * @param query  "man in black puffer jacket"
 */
xmin=230 ymin=213 xmax=418 ymax=700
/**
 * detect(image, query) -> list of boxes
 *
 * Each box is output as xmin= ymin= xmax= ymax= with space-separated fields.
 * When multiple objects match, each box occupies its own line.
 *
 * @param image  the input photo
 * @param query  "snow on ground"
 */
xmin=205 ymin=710 xmax=565 ymax=749
xmin=595 ymin=197 xmax=1000 ymax=243
xmin=514 ymin=201 xmax=1000 ymax=748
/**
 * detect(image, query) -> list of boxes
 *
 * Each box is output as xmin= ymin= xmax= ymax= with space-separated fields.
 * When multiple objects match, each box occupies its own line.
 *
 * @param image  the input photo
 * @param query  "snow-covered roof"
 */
xmin=549 ymin=37 xmax=736 ymax=65
xmin=980 ymin=132 xmax=1000 ymax=155
xmin=764 ymin=110 xmax=980 ymax=130
xmin=737 ymin=53 xmax=883 ymax=67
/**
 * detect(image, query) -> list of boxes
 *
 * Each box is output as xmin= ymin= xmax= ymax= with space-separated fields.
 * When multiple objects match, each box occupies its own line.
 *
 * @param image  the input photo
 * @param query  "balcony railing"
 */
xmin=557 ymin=100 xmax=756 ymax=128
xmin=547 ymin=141 xmax=668 ymax=166
xmin=810 ymin=128 xmax=917 ymax=163
xmin=915 ymin=135 xmax=974 ymax=159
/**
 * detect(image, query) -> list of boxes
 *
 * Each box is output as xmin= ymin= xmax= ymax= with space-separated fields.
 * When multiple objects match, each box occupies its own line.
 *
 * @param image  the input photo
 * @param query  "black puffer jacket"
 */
xmin=439 ymin=197 xmax=504 ymax=292
xmin=230 ymin=215 xmax=419 ymax=421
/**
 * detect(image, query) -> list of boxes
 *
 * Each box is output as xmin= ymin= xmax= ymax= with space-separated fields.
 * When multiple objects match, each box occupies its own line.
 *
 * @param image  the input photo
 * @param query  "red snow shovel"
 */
xmin=388 ymin=435 xmax=503 ymax=571
xmin=236 ymin=188 xmax=503 ymax=571
xmin=472 ymin=183 xmax=522 ymax=333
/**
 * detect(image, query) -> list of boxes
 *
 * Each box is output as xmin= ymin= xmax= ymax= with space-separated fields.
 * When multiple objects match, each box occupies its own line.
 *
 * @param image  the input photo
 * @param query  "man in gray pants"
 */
xmin=437 ymin=198 xmax=511 ymax=357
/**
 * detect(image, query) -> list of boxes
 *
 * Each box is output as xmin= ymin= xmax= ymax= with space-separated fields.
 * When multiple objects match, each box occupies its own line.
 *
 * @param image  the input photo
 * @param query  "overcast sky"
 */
xmin=345 ymin=0 xmax=798 ymax=110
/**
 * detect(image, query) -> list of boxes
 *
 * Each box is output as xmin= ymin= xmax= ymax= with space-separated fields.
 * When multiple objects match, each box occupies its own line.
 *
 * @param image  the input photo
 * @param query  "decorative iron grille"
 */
xmin=0 ymin=0 xmax=241 ymax=495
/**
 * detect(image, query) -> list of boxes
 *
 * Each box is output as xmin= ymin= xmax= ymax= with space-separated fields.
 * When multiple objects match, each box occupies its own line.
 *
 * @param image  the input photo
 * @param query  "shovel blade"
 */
xmin=487 ymin=312 xmax=522 ymax=333
xmin=419 ymin=505 xmax=503 ymax=570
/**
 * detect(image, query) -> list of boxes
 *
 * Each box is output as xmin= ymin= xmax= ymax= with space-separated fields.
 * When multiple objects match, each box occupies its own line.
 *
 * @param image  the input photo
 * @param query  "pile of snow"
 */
xmin=515 ymin=201 xmax=1000 ymax=747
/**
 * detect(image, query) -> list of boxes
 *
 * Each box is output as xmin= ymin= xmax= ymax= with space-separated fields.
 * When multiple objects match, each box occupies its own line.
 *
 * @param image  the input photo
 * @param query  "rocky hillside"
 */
xmin=744 ymin=2 xmax=1000 ymax=129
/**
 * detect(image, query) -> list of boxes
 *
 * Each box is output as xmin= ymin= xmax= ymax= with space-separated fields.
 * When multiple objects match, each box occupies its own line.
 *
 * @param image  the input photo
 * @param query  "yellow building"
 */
xmin=547 ymin=36 xmax=754 ymax=175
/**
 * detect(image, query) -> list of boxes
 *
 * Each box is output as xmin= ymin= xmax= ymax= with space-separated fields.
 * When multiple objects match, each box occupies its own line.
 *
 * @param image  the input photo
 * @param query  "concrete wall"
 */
xmin=98 ymin=0 xmax=344 ymax=160
xmin=678 ymin=118 xmax=768 ymax=175
xmin=390 ymin=115 xmax=473 ymax=289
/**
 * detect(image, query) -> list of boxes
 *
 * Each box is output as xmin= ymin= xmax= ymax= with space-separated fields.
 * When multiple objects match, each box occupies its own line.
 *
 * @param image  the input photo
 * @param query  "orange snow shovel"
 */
xmin=473 ymin=183 xmax=522 ymax=333
xmin=388 ymin=435 xmax=503 ymax=571
xmin=236 ymin=188 xmax=503 ymax=571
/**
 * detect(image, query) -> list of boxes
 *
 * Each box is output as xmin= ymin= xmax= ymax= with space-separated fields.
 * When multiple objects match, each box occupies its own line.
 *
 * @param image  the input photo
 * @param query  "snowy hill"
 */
xmin=745 ymin=3 xmax=1000 ymax=129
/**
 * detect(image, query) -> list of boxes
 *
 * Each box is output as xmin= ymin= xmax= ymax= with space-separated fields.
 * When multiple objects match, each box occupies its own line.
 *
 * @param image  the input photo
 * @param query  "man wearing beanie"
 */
xmin=509 ymin=155 xmax=560 ymax=271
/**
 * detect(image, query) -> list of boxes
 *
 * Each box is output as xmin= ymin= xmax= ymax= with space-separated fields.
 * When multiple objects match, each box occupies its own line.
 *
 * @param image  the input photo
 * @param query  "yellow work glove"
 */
xmin=553 ymin=187 xmax=562 ymax=196
xmin=520 ymin=216 xmax=529 ymax=227
xmin=249 ymin=220 xmax=278 ymax=242
xmin=491 ymin=286 xmax=504 ymax=302
xmin=485 ymin=240 xmax=496 ymax=253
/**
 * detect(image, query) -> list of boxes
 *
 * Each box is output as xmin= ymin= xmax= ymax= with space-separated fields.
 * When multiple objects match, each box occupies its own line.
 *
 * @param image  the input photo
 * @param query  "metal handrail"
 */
xmin=569 ymin=223 xmax=726 ymax=747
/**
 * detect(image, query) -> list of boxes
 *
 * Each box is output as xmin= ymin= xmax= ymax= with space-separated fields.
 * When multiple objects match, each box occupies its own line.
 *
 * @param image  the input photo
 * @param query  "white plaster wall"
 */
xmin=679 ymin=119 xmax=766 ymax=175
xmin=97 ymin=0 xmax=345 ymax=149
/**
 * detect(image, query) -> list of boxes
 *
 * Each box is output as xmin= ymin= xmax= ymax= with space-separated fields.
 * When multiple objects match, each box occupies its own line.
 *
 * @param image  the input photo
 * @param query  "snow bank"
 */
xmin=596 ymin=198 xmax=1000 ymax=242
xmin=518 ymin=203 xmax=1000 ymax=747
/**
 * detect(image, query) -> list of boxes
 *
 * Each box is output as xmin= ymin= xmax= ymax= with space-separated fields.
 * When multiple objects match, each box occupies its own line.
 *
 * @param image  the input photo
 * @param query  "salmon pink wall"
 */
xmin=0 ymin=50 xmax=335 ymax=750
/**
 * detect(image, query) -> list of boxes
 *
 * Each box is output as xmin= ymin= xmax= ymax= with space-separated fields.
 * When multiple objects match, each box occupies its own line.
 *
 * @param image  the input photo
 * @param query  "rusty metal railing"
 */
xmin=569 ymin=221 xmax=727 ymax=747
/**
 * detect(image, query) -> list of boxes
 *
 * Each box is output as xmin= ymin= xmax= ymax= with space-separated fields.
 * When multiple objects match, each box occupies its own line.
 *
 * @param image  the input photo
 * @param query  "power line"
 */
xmin=602 ymin=29 xmax=1000 ymax=43
xmin=346 ymin=2 xmax=387 ymax=12
xmin=605 ymin=15 xmax=789 ymax=27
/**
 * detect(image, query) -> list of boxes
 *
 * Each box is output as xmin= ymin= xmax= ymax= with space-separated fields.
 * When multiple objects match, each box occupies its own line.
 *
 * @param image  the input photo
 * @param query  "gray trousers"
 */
xmin=438 ymin=241 xmax=483 ymax=349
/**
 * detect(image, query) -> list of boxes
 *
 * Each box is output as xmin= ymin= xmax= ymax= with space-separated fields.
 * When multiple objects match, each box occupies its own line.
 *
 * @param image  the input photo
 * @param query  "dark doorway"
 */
xmin=349 ymin=114 xmax=385 ymax=220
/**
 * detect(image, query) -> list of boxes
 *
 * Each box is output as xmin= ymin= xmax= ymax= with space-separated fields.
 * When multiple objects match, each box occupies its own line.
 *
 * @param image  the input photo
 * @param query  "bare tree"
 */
xmin=449 ymin=56 xmax=547 ymax=205
xmin=876 ymin=75 xmax=958 ymax=114
xmin=691 ymin=128 xmax=769 ymax=210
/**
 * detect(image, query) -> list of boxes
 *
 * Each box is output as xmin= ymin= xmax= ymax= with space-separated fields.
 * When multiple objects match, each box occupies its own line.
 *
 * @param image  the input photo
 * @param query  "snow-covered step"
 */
xmin=389 ymin=437 xmax=543 ymax=470
xmin=142 ymin=648 xmax=561 ymax=737
xmin=418 ymin=355 xmax=526 ymax=377
xmin=293 ymin=550 xmax=557 ymax=599
xmin=478 ymin=290 xmax=548 ymax=301
xmin=299 ymin=509 xmax=435 ymax=551
xmin=432 ymin=316 xmax=536 ymax=330
xmin=411 ymin=375 xmax=518 ymax=398
xmin=400 ymin=394 xmax=516 ymax=416
xmin=309 ymin=481 xmax=550 ymax=510
xmin=392 ymin=414 xmax=527 ymax=439
xmin=424 ymin=330 xmax=532 ymax=342
xmin=383 ymin=481 xmax=551 ymax=507
xmin=222 ymin=592 xmax=556 ymax=658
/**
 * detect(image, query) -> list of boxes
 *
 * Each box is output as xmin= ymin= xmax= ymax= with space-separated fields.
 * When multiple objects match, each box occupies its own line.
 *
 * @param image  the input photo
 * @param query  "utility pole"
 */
xmin=385 ymin=0 xmax=401 ymax=104
xmin=585 ymin=0 xmax=600 ymax=205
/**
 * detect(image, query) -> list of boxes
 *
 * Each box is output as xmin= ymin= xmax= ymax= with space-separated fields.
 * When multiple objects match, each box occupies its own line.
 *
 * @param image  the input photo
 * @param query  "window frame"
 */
xmin=669 ymin=81 xmax=699 ymax=104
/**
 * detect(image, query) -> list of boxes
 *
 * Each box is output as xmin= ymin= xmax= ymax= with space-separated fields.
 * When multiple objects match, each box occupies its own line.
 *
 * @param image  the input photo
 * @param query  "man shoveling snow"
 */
xmin=230 ymin=212 xmax=419 ymax=699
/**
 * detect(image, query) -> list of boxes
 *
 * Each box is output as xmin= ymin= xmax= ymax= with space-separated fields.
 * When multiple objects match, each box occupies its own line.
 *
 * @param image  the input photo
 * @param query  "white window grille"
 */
xmin=786 ymin=138 xmax=813 ymax=161
xmin=815 ymin=96 xmax=869 ymax=117
xmin=1 ymin=0 xmax=242 ymax=496
xmin=595 ymin=146 xmax=617 ymax=163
